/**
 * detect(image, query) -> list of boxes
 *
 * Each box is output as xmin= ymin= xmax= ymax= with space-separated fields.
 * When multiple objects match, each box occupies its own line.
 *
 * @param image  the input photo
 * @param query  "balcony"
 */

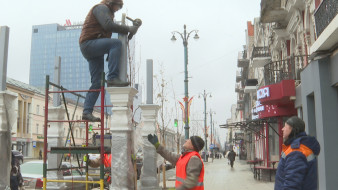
xmin=236 ymin=103 xmax=244 ymax=111
xmin=237 ymin=51 xmax=249 ymax=67
xmin=311 ymin=0 xmax=338 ymax=53
xmin=244 ymin=79 xmax=258 ymax=93
xmin=264 ymin=55 xmax=308 ymax=85
xmin=237 ymin=98 xmax=244 ymax=105
xmin=251 ymin=46 xmax=271 ymax=68
xmin=260 ymin=0 xmax=288 ymax=24
xmin=315 ymin=0 xmax=337 ymax=37
xmin=235 ymin=83 xmax=244 ymax=93
xmin=236 ymin=70 xmax=243 ymax=82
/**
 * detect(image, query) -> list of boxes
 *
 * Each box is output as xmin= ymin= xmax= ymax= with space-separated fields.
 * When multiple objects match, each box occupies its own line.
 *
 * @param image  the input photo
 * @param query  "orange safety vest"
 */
xmin=175 ymin=151 xmax=204 ymax=190
xmin=103 ymin=154 xmax=112 ymax=183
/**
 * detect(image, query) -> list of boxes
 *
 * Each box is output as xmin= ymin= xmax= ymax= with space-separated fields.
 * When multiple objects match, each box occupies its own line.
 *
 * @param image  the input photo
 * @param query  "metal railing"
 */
xmin=252 ymin=46 xmax=271 ymax=59
xmin=314 ymin=0 xmax=338 ymax=37
xmin=264 ymin=55 xmax=308 ymax=85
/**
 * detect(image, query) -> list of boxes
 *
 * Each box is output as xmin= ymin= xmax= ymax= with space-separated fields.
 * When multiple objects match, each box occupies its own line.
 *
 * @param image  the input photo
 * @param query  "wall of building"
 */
xmin=301 ymin=53 xmax=338 ymax=189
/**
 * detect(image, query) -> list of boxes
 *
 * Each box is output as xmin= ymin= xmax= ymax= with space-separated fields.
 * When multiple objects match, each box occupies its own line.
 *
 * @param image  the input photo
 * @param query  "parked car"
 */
xmin=21 ymin=161 xmax=93 ymax=189
xmin=12 ymin=150 xmax=24 ymax=164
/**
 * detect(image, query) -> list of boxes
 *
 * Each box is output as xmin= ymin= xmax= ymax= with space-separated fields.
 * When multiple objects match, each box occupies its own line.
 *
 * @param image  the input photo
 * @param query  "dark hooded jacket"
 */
xmin=275 ymin=132 xmax=320 ymax=190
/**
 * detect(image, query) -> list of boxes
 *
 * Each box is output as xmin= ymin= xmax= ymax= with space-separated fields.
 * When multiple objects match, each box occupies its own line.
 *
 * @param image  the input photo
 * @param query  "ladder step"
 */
xmin=50 ymin=146 xmax=111 ymax=154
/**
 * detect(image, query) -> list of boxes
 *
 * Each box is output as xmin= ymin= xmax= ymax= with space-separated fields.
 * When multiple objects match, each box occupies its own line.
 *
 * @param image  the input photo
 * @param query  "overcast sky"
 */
xmin=0 ymin=0 xmax=261 ymax=144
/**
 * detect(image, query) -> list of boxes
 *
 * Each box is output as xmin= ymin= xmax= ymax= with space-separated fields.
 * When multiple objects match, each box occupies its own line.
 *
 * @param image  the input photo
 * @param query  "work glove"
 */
xmin=128 ymin=26 xmax=139 ymax=40
xmin=148 ymin=134 xmax=160 ymax=148
xmin=83 ymin=154 xmax=89 ymax=162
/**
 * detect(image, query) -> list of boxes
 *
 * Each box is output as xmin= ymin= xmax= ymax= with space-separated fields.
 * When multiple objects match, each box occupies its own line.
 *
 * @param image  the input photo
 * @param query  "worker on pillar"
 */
xmin=148 ymin=134 xmax=205 ymax=190
xmin=79 ymin=0 xmax=139 ymax=122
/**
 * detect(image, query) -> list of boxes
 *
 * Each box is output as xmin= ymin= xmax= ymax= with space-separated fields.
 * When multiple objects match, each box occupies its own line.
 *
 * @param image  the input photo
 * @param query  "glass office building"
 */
xmin=29 ymin=23 xmax=118 ymax=110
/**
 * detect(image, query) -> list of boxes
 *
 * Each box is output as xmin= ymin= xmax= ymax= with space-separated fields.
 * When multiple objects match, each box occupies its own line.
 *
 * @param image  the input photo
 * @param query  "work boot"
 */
xmin=106 ymin=78 xmax=130 ymax=87
xmin=82 ymin=113 xmax=101 ymax=122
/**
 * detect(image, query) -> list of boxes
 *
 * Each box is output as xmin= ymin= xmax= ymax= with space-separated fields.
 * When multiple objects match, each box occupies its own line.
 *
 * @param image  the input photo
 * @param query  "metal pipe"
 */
xmin=85 ymin=128 xmax=88 ymax=190
xmin=49 ymin=89 xmax=99 ymax=94
xmin=278 ymin=117 xmax=283 ymax=157
xmin=265 ymin=122 xmax=269 ymax=167
xmin=100 ymin=73 xmax=105 ymax=184
xmin=48 ymin=120 xmax=94 ymax=123
xmin=47 ymin=179 xmax=100 ymax=184
xmin=43 ymin=75 xmax=49 ymax=190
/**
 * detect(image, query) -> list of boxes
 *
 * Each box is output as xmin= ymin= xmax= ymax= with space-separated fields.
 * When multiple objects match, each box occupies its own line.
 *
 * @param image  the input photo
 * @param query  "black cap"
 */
xmin=190 ymin=136 xmax=205 ymax=152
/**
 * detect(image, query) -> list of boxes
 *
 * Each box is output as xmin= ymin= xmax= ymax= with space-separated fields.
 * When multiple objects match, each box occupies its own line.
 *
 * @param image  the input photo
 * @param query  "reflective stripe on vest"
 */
xmin=176 ymin=177 xmax=204 ymax=186
xmin=281 ymin=144 xmax=315 ymax=162
xmin=175 ymin=151 xmax=204 ymax=190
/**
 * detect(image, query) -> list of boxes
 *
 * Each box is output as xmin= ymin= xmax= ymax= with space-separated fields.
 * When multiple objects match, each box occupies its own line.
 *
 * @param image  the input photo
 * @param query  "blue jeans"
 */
xmin=80 ymin=38 xmax=122 ymax=114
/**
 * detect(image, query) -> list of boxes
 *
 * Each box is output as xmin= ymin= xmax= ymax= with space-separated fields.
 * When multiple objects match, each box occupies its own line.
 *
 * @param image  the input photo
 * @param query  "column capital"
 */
xmin=106 ymin=87 xmax=138 ymax=107
xmin=139 ymin=104 xmax=160 ymax=116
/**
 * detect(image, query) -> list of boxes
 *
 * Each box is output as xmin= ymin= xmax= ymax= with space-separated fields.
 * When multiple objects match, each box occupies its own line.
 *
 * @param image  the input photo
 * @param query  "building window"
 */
xmin=33 ymin=28 xmax=38 ymax=33
xmin=27 ymin=119 xmax=30 ymax=133
xmin=36 ymin=124 xmax=39 ymax=134
xmin=36 ymin=105 xmax=40 ymax=115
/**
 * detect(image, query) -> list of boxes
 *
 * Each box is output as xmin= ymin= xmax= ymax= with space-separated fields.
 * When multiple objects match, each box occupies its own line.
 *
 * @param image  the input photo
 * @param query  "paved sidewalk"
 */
xmin=204 ymin=159 xmax=274 ymax=190
xmin=159 ymin=158 xmax=274 ymax=190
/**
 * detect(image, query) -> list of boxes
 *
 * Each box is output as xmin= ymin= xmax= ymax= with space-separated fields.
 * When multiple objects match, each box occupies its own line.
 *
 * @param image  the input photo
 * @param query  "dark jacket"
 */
xmin=79 ymin=3 xmax=129 ymax=44
xmin=275 ymin=132 xmax=320 ymax=190
xmin=228 ymin=151 xmax=236 ymax=161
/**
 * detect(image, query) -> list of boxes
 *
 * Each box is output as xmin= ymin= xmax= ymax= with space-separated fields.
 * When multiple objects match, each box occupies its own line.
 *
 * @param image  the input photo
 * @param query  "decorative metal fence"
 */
xmin=314 ymin=0 xmax=338 ymax=37
xmin=252 ymin=46 xmax=271 ymax=58
xmin=264 ymin=55 xmax=308 ymax=85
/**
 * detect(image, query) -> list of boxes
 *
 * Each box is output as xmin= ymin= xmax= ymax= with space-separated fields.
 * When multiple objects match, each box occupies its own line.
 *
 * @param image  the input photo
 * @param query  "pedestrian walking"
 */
xmin=228 ymin=149 xmax=236 ymax=168
xmin=39 ymin=149 xmax=42 ymax=160
xmin=275 ymin=116 xmax=320 ymax=190
xmin=148 ymin=134 xmax=205 ymax=190
xmin=80 ymin=0 xmax=139 ymax=122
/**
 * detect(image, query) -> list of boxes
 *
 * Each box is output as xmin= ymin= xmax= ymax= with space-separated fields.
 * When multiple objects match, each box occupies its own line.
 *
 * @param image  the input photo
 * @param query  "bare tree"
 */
xmin=154 ymin=65 xmax=174 ymax=188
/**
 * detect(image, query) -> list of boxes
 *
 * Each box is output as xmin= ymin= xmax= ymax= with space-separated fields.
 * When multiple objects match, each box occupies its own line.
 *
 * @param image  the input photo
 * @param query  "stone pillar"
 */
xmin=0 ymin=26 xmax=9 ymax=91
xmin=106 ymin=87 xmax=138 ymax=190
xmin=118 ymin=14 xmax=128 ymax=82
xmin=47 ymin=107 xmax=66 ymax=189
xmin=0 ymin=91 xmax=17 ymax=189
xmin=139 ymin=104 xmax=160 ymax=190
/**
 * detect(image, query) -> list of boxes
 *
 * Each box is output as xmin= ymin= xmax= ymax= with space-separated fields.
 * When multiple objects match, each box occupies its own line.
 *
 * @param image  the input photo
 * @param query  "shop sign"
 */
xmin=37 ymin=136 xmax=44 ymax=139
xmin=257 ymin=87 xmax=270 ymax=100
xmin=252 ymin=101 xmax=265 ymax=114
xmin=33 ymin=141 xmax=36 ymax=148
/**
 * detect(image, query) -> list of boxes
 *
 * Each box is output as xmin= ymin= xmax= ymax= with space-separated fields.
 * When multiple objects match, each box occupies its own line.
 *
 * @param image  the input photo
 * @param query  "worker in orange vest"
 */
xmin=85 ymin=154 xmax=112 ymax=183
xmin=148 ymin=134 xmax=205 ymax=190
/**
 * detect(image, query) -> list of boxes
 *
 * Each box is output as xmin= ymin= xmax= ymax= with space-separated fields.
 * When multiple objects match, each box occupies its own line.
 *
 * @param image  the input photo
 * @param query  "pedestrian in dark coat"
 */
xmin=275 ymin=116 xmax=320 ymax=190
xmin=228 ymin=150 xmax=236 ymax=168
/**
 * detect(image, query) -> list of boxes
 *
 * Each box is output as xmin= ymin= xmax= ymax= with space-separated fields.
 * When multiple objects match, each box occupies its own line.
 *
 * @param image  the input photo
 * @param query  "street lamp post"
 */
xmin=209 ymin=109 xmax=215 ymax=162
xmin=199 ymin=90 xmax=211 ymax=162
xmin=171 ymin=25 xmax=199 ymax=140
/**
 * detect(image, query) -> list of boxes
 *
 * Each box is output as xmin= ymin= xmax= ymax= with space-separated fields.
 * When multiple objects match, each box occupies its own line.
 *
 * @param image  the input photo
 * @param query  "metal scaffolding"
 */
xmin=43 ymin=73 xmax=107 ymax=190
